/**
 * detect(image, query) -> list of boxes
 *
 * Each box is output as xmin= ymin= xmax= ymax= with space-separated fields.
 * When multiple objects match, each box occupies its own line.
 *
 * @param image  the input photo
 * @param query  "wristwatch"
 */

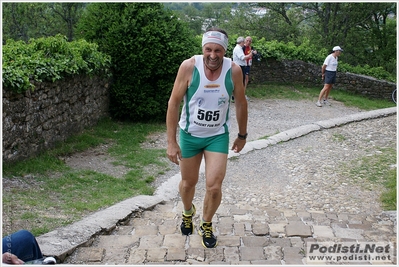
xmin=238 ymin=133 xmax=248 ymax=140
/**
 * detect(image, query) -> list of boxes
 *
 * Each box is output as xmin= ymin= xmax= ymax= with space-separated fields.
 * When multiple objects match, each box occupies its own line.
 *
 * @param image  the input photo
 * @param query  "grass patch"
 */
xmin=3 ymin=118 xmax=167 ymax=236
xmin=332 ymin=89 xmax=395 ymax=110
xmin=247 ymin=82 xmax=396 ymax=110
xmin=343 ymin=148 xmax=396 ymax=210
xmin=332 ymin=133 xmax=346 ymax=142
xmin=247 ymin=83 xmax=316 ymax=100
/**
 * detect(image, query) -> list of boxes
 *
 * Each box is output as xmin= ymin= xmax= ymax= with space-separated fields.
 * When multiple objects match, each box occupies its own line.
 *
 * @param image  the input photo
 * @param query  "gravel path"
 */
xmin=64 ymin=97 xmax=396 ymax=216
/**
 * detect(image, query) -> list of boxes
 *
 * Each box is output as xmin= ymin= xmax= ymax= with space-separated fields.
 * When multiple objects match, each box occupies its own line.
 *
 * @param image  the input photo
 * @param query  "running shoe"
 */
xmin=198 ymin=222 xmax=217 ymax=248
xmin=180 ymin=204 xmax=196 ymax=235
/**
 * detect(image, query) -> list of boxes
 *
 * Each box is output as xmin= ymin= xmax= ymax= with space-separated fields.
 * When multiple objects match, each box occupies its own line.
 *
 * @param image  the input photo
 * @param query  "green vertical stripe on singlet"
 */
xmin=184 ymin=66 xmax=200 ymax=132
xmin=225 ymin=68 xmax=234 ymax=96
xmin=224 ymin=67 xmax=233 ymax=133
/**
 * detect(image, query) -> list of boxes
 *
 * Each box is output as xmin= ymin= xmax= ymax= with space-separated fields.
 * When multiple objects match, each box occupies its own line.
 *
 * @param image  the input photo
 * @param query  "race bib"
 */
xmin=193 ymin=106 xmax=224 ymax=128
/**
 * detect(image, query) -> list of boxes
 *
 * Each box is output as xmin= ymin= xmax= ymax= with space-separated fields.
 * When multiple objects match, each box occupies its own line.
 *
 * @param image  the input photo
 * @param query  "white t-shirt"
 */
xmin=323 ymin=54 xmax=338 ymax=71
xmin=233 ymin=44 xmax=246 ymax=66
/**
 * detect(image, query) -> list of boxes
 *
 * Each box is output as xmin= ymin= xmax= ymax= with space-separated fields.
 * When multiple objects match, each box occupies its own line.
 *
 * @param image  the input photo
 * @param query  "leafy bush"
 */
xmin=338 ymin=63 xmax=395 ymax=82
xmin=77 ymin=3 xmax=198 ymax=121
xmin=2 ymin=34 xmax=111 ymax=93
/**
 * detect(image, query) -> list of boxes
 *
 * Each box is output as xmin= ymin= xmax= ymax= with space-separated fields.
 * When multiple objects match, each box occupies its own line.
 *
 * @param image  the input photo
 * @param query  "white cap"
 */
xmin=333 ymin=46 xmax=343 ymax=51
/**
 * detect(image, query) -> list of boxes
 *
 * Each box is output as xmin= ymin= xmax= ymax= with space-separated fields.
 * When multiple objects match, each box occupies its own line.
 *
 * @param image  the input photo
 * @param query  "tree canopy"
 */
xmin=76 ymin=2 xmax=198 ymax=121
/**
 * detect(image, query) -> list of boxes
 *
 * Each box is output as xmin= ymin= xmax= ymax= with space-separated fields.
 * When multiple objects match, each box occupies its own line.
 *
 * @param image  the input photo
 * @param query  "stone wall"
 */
xmin=250 ymin=58 xmax=396 ymax=100
xmin=3 ymin=75 xmax=110 ymax=162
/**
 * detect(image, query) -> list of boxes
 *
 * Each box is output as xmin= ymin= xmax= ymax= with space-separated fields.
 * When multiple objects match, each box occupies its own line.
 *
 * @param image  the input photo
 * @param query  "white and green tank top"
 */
xmin=179 ymin=55 xmax=234 ymax=138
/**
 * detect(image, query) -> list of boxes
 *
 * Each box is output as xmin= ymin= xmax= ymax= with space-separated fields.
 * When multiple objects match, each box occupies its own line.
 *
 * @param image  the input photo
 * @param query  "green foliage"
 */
xmin=77 ymin=3 xmax=198 ymax=121
xmin=2 ymin=2 xmax=85 ymax=42
xmin=338 ymin=63 xmax=396 ymax=82
xmin=233 ymin=37 xmax=395 ymax=83
xmin=168 ymin=2 xmax=396 ymax=77
xmin=2 ymin=35 xmax=111 ymax=93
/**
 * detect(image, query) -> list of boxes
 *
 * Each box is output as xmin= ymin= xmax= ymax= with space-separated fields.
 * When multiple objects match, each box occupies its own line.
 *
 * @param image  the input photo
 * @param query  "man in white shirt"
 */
xmin=316 ymin=46 xmax=343 ymax=107
xmin=233 ymin=37 xmax=252 ymax=100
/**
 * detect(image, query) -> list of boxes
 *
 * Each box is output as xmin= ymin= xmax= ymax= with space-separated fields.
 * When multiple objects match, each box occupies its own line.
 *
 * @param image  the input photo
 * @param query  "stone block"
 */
xmin=186 ymin=247 xmax=205 ymax=262
xmin=240 ymin=247 xmax=265 ymax=261
xmin=264 ymin=245 xmax=283 ymax=260
xmin=252 ymin=223 xmax=269 ymax=236
xmin=312 ymin=225 xmax=335 ymax=239
xmin=127 ymin=248 xmax=146 ymax=264
xmin=332 ymin=226 xmax=365 ymax=240
xmin=283 ymin=247 xmax=304 ymax=264
xmin=189 ymin=235 xmax=204 ymax=249
xmin=204 ymin=247 xmax=224 ymax=262
xmin=286 ymin=222 xmax=312 ymax=237
xmin=224 ymin=247 xmax=240 ymax=263
xmin=218 ymin=236 xmax=241 ymax=247
xmin=134 ymin=224 xmax=159 ymax=236
xmin=146 ymin=248 xmax=167 ymax=262
xmin=74 ymin=247 xmax=104 ymax=263
xmin=101 ymin=247 xmax=129 ymax=264
xmin=96 ymin=235 xmax=139 ymax=249
xmin=270 ymin=237 xmax=291 ymax=247
xmin=269 ymin=223 xmax=287 ymax=235
xmin=234 ymin=223 xmax=245 ymax=236
xmin=163 ymin=234 xmax=186 ymax=248
xmin=242 ymin=236 xmax=270 ymax=247
xmin=166 ymin=247 xmax=186 ymax=261
xmin=138 ymin=235 xmax=163 ymax=249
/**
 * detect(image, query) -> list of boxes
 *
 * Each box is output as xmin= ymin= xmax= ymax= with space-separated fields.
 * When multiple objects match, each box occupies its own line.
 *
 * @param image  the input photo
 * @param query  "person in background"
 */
xmin=2 ymin=230 xmax=43 ymax=264
xmin=316 ymin=46 xmax=343 ymax=107
xmin=232 ymin=36 xmax=253 ymax=101
xmin=243 ymin=36 xmax=258 ymax=90
xmin=233 ymin=36 xmax=252 ymax=86
xmin=166 ymin=28 xmax=248 ymax=248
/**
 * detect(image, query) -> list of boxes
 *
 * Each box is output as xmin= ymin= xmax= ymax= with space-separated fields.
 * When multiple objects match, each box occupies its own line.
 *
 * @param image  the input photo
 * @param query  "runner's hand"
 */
xmin=167 ymin=143 xmax=182 ymax=165
xmin=231 ymin=138 xmax=246 ymax=153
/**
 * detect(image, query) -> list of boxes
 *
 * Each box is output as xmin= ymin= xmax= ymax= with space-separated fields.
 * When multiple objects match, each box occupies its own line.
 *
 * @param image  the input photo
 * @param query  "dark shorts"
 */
xmin=179 ymin=129 xmax=229 ymax=158
xmin=240 ymin=66 xmax=246 ymax=85
xmin=243 ymin=66 xmax=251 ymax=76
xmin=324 ymin=70 xmax=337 ymax=84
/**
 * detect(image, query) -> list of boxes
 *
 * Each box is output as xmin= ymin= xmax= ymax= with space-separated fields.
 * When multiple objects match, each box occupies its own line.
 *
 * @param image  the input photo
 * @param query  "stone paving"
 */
xmin=58 ymin=105 xmax=397 ymax=265
xmin=64 ymin=202 xmax=396 ymax=265
xmin=38 ymin=104 xmax=397 ymax=265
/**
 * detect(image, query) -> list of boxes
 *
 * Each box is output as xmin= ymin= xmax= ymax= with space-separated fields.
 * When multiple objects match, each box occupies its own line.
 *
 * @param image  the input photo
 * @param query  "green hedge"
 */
xmin=76 ymin=3 xmax=198 ymax=121
xmin=2 ymin=34 xmax=111 ymax=93
xmin=226 ymin=35 xmax=395 ymax=83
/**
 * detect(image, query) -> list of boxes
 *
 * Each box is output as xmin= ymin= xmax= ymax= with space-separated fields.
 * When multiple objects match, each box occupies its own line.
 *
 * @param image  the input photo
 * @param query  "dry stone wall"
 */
xmin=3 ymin=75 xmax=110 ymax=163
xmin=250 ymin=58 xmax=396 ymax=100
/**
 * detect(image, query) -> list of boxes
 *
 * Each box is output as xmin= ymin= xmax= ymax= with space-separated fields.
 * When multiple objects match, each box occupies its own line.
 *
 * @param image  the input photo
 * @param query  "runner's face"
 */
xmin=202 ymin=43 xmax=225 ymax=71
